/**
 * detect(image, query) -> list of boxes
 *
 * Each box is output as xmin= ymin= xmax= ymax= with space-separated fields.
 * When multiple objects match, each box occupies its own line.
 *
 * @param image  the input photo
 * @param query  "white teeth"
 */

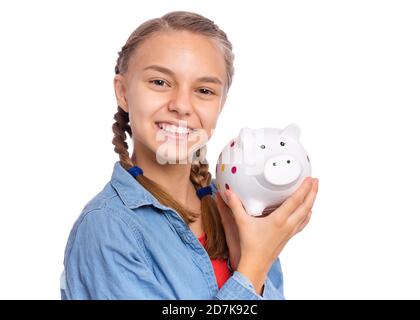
xmin=157 ymin=122 xmax=193 ymax=135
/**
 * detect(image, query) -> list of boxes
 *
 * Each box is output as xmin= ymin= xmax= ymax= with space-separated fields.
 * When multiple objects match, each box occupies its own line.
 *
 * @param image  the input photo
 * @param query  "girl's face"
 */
xmin=114 ymin=30 xmax=228 ymax=164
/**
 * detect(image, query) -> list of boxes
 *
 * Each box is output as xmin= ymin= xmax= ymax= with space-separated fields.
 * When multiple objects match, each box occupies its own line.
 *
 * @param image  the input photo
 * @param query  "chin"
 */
xmin=154 ymin=146 xmax=197 ymax=165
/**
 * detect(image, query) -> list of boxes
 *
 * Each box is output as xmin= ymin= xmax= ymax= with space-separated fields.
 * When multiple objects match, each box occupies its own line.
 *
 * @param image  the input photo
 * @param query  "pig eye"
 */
xmin=260 ymin=145 xmax=265 ymax=149
xmin=280 ymin=141 xmax=286 ymax=146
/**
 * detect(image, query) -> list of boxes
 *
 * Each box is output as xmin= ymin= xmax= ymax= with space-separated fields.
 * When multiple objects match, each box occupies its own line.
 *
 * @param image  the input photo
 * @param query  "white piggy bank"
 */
xmin=215 ymin=123 xmax=312 ymax=216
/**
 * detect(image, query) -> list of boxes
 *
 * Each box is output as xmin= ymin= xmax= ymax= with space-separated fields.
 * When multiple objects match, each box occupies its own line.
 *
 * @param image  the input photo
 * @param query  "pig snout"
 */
xmin=263 ymin=154 xmax=301 ymax=186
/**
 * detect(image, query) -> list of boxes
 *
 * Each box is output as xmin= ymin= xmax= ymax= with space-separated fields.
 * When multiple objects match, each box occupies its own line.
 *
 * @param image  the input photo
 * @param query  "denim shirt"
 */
xmin=60 ymin=161 xmax=285 ymax=300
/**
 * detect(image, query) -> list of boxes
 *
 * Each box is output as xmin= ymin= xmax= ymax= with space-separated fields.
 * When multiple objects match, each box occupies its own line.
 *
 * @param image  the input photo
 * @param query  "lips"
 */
xmin=155 ymin=122 xmax=196 ymax=140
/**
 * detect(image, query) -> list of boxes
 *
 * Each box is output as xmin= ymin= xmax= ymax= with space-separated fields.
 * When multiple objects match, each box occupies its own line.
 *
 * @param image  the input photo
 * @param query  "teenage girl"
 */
xmin=60 ymin=11 xmax=319 ymax=300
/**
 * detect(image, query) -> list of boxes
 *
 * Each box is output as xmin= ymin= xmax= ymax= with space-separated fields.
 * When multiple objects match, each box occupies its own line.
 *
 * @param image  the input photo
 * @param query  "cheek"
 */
xmin=128 ymin=84 xmax=163 ymax=108
xmin=128 ymin=115 xmax=149 ymax=143
xmin=127 ymin=89 xmax=162 ymax=122
xmin=197 ymin=109 xmax=219 ymax=133
xmin=126 ymin=100 xmax=156 ymax=142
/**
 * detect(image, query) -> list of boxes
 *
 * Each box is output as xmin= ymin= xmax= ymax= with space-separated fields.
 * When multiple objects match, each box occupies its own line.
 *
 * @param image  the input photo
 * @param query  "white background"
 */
xmin=1 ymin=0 xmax=419 ymax=299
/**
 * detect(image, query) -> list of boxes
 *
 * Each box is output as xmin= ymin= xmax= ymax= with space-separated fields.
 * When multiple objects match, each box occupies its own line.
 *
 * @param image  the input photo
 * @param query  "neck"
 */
xmin=130 ymin=142 xmax=200 ymax=212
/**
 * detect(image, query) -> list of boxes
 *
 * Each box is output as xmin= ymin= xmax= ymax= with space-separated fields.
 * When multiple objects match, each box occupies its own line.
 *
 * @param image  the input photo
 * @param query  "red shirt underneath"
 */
xmin=198 ymin=233 xmax=232 ymax=289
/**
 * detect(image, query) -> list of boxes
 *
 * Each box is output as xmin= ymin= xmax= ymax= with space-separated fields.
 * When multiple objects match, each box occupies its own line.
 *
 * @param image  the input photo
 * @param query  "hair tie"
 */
xmin=128 ymin=165 xmax=143 ymax=178
xmin=196 ymin=186 xmax=213 ymax=199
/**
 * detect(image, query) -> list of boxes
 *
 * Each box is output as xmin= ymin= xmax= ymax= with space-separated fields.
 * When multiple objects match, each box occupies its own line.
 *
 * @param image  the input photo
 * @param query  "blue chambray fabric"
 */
xmin=60 ymin=161 xmax=285 ymax=300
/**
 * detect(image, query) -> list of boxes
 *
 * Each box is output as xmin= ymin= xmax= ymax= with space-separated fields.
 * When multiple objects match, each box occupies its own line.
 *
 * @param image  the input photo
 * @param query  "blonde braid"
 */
xmin=111 ymin=10 xmax=233 ymax=259
xmin=190 ymin=151 xmax=227 ymax=258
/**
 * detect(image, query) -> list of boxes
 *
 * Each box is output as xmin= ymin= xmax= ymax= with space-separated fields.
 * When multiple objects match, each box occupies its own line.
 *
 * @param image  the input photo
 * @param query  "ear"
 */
xmin=238 ymin=127 xmax=256 ymax=166
xmin=280 ymin=123 xmax=301 ymax=140
xmin=238 ymin=127 xmax=255 ymax=147
xmin=114 ymin=74 xmax=129 ymax=112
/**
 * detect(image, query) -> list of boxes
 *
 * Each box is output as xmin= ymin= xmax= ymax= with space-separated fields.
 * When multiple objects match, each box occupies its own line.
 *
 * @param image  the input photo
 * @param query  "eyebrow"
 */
xmin=142 ymin=64 xmax=224 ymax=86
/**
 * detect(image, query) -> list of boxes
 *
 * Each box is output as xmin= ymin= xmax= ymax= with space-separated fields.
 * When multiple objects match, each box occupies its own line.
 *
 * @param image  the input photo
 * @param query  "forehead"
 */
xmin=128 ymin=31 xmax=226 ymax=81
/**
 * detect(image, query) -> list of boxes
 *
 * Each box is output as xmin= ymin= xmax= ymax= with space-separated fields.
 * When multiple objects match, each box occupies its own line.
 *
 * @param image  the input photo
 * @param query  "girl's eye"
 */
xmin=199 ymin=88 xmax=214 ymax=95
xmin=150 ymin=79 xmax=167 ymax=86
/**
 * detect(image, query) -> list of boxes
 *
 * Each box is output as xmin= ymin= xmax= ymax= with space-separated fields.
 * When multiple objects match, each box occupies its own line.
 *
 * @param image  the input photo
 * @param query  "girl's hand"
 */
xmin=219 ymin=177 xmax=319 ymax=294
xmin=215 ymin=191 xmax=241 ymax=271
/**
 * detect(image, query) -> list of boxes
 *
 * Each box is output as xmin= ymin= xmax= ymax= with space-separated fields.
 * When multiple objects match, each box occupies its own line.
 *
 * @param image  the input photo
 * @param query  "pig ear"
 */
xmin=238 ymin=127 xmax=255 ymax=147
xmin=239 ymin=127 xmax=253 ymax=144
xmin=238 ymin=127 xmax=257 ymax=165
xmin=280 ymin=123 xmax=301 ymax=140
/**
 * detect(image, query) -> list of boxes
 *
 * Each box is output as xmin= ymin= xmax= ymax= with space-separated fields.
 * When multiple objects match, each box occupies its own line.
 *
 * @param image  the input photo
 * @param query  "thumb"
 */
xmin=224 ymin=189 xmax=249 ymax=223
xmin=215 ymin=191 xmax=233 ymax=224
xmin=215 ymin=191 xmax=229 ymax=211
xmin=215 ymin=192 xmax=229 ymax=219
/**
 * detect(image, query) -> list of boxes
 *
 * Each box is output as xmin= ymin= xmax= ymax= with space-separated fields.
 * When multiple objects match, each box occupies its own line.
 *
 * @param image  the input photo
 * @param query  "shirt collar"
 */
xmin=110 ymin=160 xmax=217 ymax=211
xmin=110 ymin=161 xmax=169 ymax=211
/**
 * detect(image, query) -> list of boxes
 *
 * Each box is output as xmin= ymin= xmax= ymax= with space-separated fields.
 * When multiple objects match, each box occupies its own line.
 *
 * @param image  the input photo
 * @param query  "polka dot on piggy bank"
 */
xmin=215 ymin=124 xmax=312 ymax=216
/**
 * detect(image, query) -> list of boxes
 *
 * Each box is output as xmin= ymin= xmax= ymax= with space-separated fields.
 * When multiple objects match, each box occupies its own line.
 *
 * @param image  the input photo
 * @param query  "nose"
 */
xmin=167 ymin=87 xmax=193 ymax=116
xmin=263 ymin=154 xmax=301 ymax=186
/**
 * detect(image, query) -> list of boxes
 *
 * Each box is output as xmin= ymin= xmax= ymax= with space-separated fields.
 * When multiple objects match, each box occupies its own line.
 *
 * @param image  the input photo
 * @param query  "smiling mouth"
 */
xmin=155 ymin=122 xmax=197 ymax=139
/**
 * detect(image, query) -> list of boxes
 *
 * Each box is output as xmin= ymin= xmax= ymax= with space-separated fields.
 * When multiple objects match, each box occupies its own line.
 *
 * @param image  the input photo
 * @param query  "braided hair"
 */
xmin=112 ymin=11 xmax=234 ymax=259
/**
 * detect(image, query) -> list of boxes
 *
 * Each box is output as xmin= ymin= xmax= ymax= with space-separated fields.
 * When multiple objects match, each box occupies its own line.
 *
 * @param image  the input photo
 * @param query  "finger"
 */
xmin=271 ymin=177 xmax=314 ymax=220
xmin=215 ymin=191 xmax=229 ymax=211
xmin=289 ymin=179 xmax=319 ymax=226
xmin=215 ymin=192 xmax=227 ymax=214
xmin=224 ymin=189 xmax=250 ymax=224
xmin=215 ymin=192 xmax=230 ymax=220
xmin=215 ymin=193 xmax=240 ymax=239
xmin=215 ymin=192 xmax=236 ymax=224
xmin=215 ymin=192 xmax=233 ymax=219
xmin=295 ymin=210 xmax=312 ymax=234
